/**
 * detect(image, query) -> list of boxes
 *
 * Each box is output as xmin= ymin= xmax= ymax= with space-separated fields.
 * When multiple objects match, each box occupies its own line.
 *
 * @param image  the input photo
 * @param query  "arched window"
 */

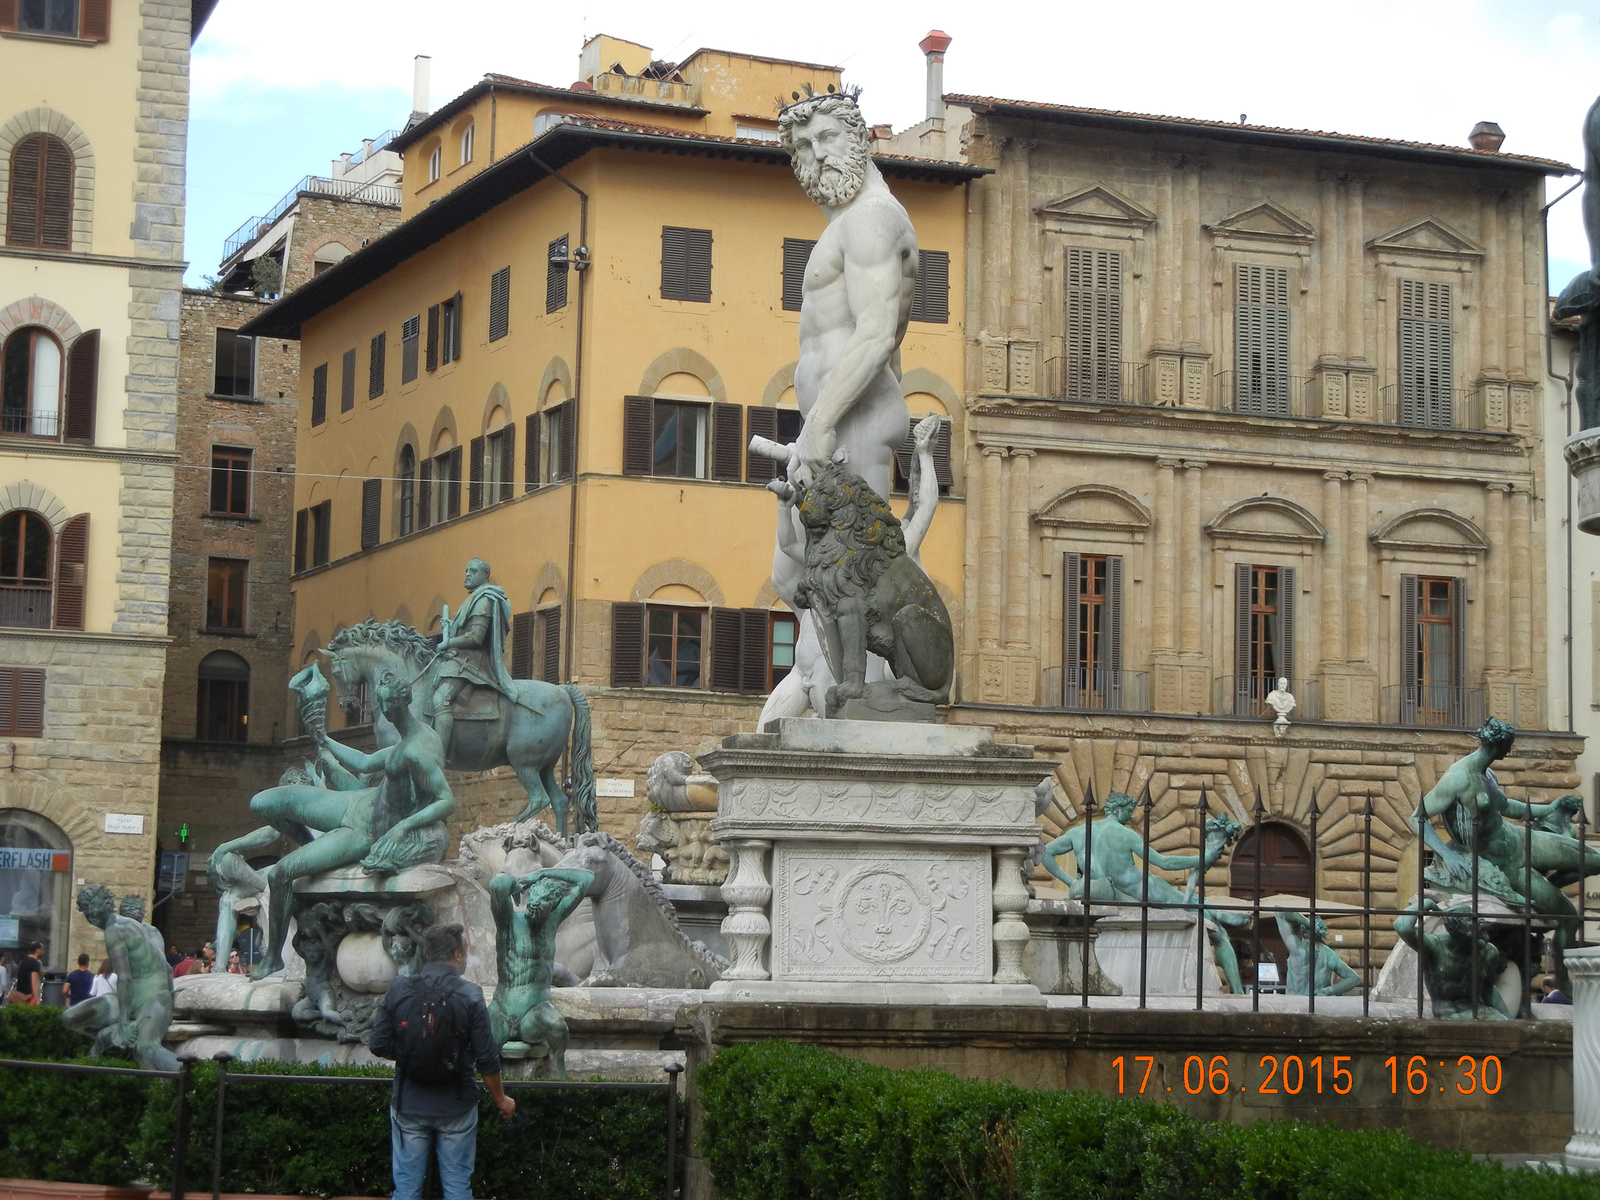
xmin=0 ymin=510 xmax=52 ymax=629
xmin=398 ymin=444 xmax=416 ymax=536
xmin=459 ymin=123 xmax=474 ymax=166
xmin=2 ymin=328 xmax=63 ymax=437
xmin=427 ymin=142 xmax=441 ymax=183
xmin=197 ymin=650 xmax=250 ymax=742
xmin=7 ymin=133 xmax=74 ymax=250
xmin=0 ymin=809 xmax=72 ymax=969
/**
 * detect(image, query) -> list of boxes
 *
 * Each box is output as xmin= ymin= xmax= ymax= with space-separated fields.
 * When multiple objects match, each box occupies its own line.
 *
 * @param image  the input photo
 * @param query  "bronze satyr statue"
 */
xmin=1395 ymin=898 xmax=1510 ymax=1020
xmin=487 ymin=867 xmax=593 ymax=1079
xmin=62 ymin=885 xmax=177 ymax=1070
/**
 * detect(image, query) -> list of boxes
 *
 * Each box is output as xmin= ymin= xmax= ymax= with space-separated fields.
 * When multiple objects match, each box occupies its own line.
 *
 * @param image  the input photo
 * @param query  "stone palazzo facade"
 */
xmin=941 ymin=97 xmax=1581 ymax=969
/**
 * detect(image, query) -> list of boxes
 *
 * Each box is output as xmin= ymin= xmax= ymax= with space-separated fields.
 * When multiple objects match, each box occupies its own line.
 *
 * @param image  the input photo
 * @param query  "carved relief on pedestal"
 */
xmin=1150 ymin=354 xmax=1181 ymax=406
xmin=1510 ymin=384 xmax=1534 ymax=432
xmin=1006 ymin=657 xmax=1036 ymax=705
xmin=1008 ymin=342 xmax=1040 ymax=395
xmin=1348 ymin=371 xmax=1375 ymax=421
xmin=1474 ymin=381 xmax=1509 ymax=431
xmin=1180 ymin=355 xmax=1209 ymax=409
xmin=722 ymin=777 xmax=1032 ymax=830
xmin=1314 ymin=369 xmax=1347 ymax=419
xmin=772 ymin=845 xmax=991 ymax=982
xmin=978 ymin=652 xmax=1009 ymax=702
xmin=981 ymin=341 xmax=1008 ymax=392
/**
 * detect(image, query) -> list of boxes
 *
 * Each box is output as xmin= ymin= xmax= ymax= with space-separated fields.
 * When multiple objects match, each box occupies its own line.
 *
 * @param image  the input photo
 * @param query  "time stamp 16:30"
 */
xmin=1112 ymin=1054 xmax=1505 ymax=1097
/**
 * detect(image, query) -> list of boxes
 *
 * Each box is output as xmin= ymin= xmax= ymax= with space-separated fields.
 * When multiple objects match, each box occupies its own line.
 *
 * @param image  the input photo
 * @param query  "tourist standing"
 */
xmin=227 ymin=949 xmax=245 ymax=975
xmin=369 ymin=924 xmax=515 ymax=1200
xmin=8 ymin=942 xmax=42 ymax=1005
xmin=63 ymin=954 xmax=95 ymax=1006
xmin=89 ymin=958 xmax=116 ymax=998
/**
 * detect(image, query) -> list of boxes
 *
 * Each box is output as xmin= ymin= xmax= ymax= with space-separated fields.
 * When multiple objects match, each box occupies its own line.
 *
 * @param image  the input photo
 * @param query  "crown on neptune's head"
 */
xmin=775 ymin=81 xmax=863 ymax=117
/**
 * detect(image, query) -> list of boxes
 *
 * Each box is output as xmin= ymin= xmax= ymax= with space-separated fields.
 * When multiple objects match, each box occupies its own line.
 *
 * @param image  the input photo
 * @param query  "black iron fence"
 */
xmin=1059 ymin=782 xmax=1586 ymax=1020
xmin=0 ymin=1054 xmax=683 ymax=1200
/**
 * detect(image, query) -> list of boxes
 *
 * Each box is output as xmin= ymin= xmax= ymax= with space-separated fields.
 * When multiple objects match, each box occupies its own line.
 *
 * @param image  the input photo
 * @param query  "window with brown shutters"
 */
xmin=311 ymin=499 xmax=331 ymax=567
xmin=417 ymin=461 xmax=432 ymax=531
xmin=610 ymin=601 xmax=645 ymax=687
xmin=711 ymin=402 xmax=744 ymax=482
xmin=781 ymin=238 xmax=815 ymax=311
xmin=661 ymin=226 xmax=712 ymax=302
xmin=622 ymin=395 xmax=655 ymax=476
xmin=525 ymin=414 xmax=541 ymax=491
xmin=1398 ymin=279 xmax=1453 ymax=428
xmin=293 ymin=508 xmax=308 ymax=572
xmin=1064 ymin=248 xmax=1123 ymax=402
xmin=441 ymin=292 xmax=463 ymax=364
xmin=557 ymin=401 xmax=575 ymax=481
xmin=425 ymin=305 xmax=440 ymax=372
xmin=212 ymin=327 xmax=252 ymax=399
xmin=538 ymin=606 xmax=561 ymax=683
xmin=398 ymin=446 xmax=416 ymax=536
xmin=340 ymin=348 xmax=356 ymax=412
xmin=445 ymin=446 xmax=462 ymax=519
xmin=10 ymin=0 xmax=106 ymax=38
xmin=909 ymin=249 xmax=950 ymax=324
xmin=710 ymin=607 xmax=776 ymax=694
xmin=360 ymin=477 xmax=381 ymax=549
xmin=401 ymin=315 xmax=420 ymax=383
xmin=310 ymin=363 xmax=327 ymax=425
xmin=0 ymin=509 xmax=52 ymax=629
xmin=1233 ymin=562 xmax=1294 ymax=715
xmin=368 ymin=332 xmax=386 ymax=399
xmin=510 ymin=610 xmax=535 ymax=678
xmin=489 ymin=266 xmax=510 ymax=341
xmin=64 ymin=328 xmax=97 ymax=443
xmin=78 ymin=0 xmax=109 ymax=40
xmin=488 ymin=424 xmax=513 ymax=502
xmin=745 ymin=406 xmax=778 ymax=483
xmin=0 ymin=667 xmax=47 ymax=738
xmin=51 ymin=512 xmax=86 ymax=631
xmin=547 ymin=236 xmax=569 ymax=312
xmin=6 ymin=134 xmax=72 ymax=250
xmin=1401 ymin=574 xmax=1469 ymax=725
xmin=1233 ymin=264 xmax=1291 ymax=415
xmin=1061 ymin=552 xmax=1123 ymax=710
xmin=468 ymin=434 xmax=485 ymax=512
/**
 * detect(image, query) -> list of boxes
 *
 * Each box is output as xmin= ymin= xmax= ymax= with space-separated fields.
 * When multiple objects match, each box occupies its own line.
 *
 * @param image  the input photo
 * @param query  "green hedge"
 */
xmin=697 ymin=1041 xmax=1600 ymax=1200
xmin=0 ymin=1008 xmax=674 ymax=1199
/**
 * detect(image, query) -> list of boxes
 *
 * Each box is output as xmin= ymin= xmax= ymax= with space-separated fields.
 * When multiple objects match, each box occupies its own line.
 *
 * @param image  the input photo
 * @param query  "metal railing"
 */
xmin=0 ymin=584 xmax=52 ymax=628
xmin=347 ymin=128 xmax=400 ymax=168
xmin=1212 ymin=675 xmax=1322 ymax=721
xmin=1059 ymin=781 xmax=1585 ymax=1019
xmin=1380 ymin=683 xmax=1487 ymax=729
xmin=0 ymin=1053 xmax=684 ymax=1200
xmin=1043 ymin=666 xmax=1151 ymax=712
xmin=2 ymin=408 xmax=60 ymax=437
xmin=1215 ymin=370 xmax=1314 ymax=418
xmin=222 ymin=176 xmax=402 ymax=262
xmin=1059 ymin=358 xmax=1148 ymax=406
xmin=1379 ymin=384 xmax=1466 ymax=430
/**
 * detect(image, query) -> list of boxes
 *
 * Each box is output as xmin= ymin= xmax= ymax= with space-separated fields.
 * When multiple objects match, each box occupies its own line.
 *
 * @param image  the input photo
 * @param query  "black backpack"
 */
xmin=393 ymin=973 xmax=463 ymax=1086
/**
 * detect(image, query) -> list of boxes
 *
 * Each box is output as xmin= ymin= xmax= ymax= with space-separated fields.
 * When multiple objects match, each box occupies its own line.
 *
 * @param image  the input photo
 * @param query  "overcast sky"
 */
xmin=186 ymin=0 xmax=1600 ymax=290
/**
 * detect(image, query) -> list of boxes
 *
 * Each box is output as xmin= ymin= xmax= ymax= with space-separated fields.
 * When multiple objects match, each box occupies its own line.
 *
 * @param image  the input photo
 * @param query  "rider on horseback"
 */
xmin=434 ymin=558 xmax=523 ymax=753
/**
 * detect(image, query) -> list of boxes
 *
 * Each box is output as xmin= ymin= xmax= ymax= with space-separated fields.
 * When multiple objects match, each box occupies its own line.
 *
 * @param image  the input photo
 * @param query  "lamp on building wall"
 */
xmin=549 ymin=242 xmax=590 ymax=272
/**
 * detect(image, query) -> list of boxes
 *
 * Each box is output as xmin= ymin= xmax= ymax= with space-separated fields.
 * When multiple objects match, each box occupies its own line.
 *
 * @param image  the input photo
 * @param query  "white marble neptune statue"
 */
xmin=755 ymin=86 xmax=925 ymax=725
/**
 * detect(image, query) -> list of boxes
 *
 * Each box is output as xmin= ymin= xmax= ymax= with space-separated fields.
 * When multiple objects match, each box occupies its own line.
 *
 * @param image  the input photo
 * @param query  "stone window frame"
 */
xmin=0 ymin=108 xmax=94 ymax=253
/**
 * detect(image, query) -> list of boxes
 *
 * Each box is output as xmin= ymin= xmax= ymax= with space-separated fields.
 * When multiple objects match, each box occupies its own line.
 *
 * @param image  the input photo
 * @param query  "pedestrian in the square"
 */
xmin=89 ymin=958 xmax=116 ymax=998
xmin=8 ymin=942 xmax=43 ymax=1005
xmin=62 ymin=954 xmax=94 ymax=1006
xmin=370 ymin=924 xmax=515 ymax=1200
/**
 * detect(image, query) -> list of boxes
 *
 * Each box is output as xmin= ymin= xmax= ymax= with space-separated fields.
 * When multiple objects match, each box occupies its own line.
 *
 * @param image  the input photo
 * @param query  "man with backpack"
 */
xmin=370 ymin=924 xmax=515 ymax=1200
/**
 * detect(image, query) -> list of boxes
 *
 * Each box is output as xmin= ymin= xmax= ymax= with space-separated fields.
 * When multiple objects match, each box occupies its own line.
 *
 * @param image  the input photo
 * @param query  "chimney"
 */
xmin=412 ymin=55 xmax=432 ymax=118
xmin=1469 ymin=121 xmax=1505 ymax=153
xmin=919 ymin=30 xmax=951 ymax=123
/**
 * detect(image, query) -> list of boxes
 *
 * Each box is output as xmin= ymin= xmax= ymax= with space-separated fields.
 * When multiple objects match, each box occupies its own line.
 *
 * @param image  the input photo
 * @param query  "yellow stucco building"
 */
xmin=245 ymin=36 xmax=980 ymax=839
xmin=1 ymin=0 xmax=209 ymax=969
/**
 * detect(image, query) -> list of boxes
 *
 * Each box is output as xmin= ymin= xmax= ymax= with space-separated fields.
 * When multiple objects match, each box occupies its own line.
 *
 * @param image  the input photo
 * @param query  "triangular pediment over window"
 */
xmin=1368 ymin=217 xmax=1484 ymax=261
xmin=1036 ymin=184 xmax=1156 ymax=229
xmin=1206 ymin=200 xmax=1316 ymax=243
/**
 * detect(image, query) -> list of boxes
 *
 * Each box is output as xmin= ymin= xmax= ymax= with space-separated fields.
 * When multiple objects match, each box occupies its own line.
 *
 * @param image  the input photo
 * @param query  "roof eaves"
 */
xmin=951 ymin=94 xmax=1577 ymax=175
xmin=676 ymin=47 xmax=841 ymax=74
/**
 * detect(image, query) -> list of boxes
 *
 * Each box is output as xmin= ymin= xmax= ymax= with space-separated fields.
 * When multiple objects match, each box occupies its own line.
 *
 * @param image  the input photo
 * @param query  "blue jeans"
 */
xmin=390 ymin=1105 xmax=478 ymax=1200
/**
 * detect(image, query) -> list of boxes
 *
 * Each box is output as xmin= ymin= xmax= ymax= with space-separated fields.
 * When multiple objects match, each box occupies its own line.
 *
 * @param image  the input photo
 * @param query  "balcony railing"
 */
xmin=1059 ymin=358 xmax=1148 ymax=406
xmin=0 ymin=585 xmax=52 ymax=628
xmin=1381 ymin=683 xmax=1486 ymax=729
xmin=1 ymin=409 xmax=60 ymax=438
xmin=1042 ymin=667 xmax=1151 ymax=712
xmin=222 ymin=176 xmax=403 ymax=263
xmin=1212 ymin=675 xmax=1322 ymax=721
xmin=1215 ymin=370 xmax=1313 ymax=418
xmin=1379 ymin=384 xmax=1466 ymax=430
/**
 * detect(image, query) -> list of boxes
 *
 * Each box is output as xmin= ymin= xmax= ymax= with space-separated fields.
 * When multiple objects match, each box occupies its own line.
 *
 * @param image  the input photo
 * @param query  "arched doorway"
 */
xmin=0 ymin=809 xmax=72 ymax=969
xmin=1227 ymin=821 xmax=1313 ymax=991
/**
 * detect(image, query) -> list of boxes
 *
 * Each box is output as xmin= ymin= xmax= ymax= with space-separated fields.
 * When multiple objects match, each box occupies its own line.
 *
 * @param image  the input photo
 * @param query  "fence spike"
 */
xmin=1251 ymin=787 xmax=1266 ymax=818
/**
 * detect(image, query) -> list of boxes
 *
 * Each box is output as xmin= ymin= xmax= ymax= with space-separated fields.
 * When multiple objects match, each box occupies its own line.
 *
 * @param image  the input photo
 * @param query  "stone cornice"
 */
xmin=0 ymin=244 xmax=187 ymax=272
xmin=0 ymin=627 xmax=170 ymax=647
xmin=0 ymin=439 xmax=178 ymax=464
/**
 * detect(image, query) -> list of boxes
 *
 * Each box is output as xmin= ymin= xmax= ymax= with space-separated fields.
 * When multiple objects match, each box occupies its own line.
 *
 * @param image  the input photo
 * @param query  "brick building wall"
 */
xmin=282 ymin=195 xmax=403 ymax=293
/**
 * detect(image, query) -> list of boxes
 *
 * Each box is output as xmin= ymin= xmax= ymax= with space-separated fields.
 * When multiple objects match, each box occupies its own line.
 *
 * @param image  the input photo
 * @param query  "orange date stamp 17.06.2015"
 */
xmin=1112 ymin=1054 xmax=1505 ymax=1097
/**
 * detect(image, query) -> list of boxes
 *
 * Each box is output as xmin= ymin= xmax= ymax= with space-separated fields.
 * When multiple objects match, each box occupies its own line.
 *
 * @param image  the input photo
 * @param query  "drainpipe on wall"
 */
xmin=489 ymin=84 xmax=497 ymax=163
xmin=527 ymin=150 xmax=589 ymax=690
